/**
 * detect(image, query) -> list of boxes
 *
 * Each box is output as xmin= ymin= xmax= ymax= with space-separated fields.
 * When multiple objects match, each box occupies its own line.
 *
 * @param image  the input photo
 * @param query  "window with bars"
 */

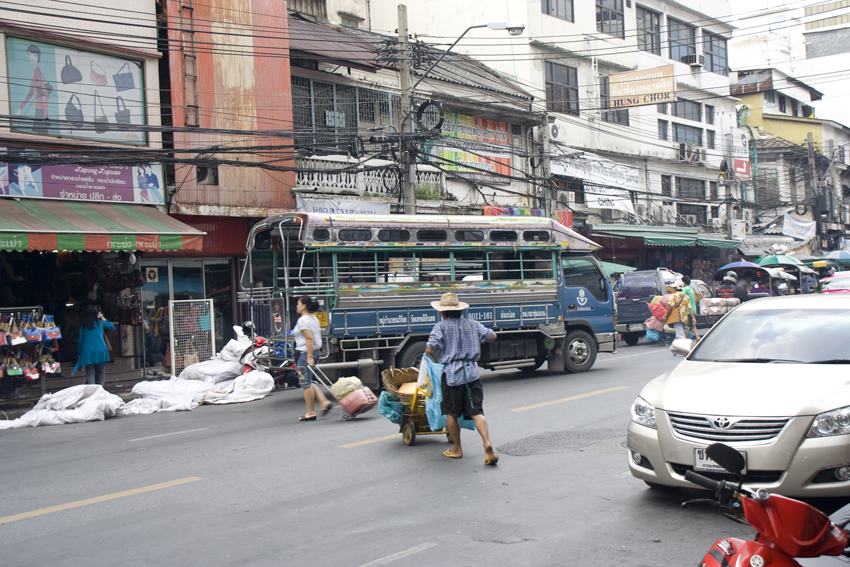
xmin=661 ymin=175 xmax=672 ymax=197
xmin=600 ymin=76 xmax=629 ymax=125
xmin=673 ymin=123 xmax=702 ymax=145
xmin=764 ymin=90 xmax=775 ymax=105
xmin=545 ymin=62 xmax=580 ymax=116
xmin=779 ymin=94 xmax=786 ymax=113
xmin=658 ymin=119 xmax=668 ymax=140
xmin=291 ymin=76 xmax=400 ymax=150
xmin=669 ymin=18 xmax=696 ymax=63
xmin=542 ymin=0 xmax=574 ymax=21
xmin=672 ymin=100 xmax=701 ymax=121
xmin=707 ymin=130 xmax=715 ymax=149
xmin=676 ymin=177 xmax=706 ymax=200
xmin=677 ymin=203 xmax=707 ymax=224
xmin=637 ymin=6 xmax=661 ymax=55
xmin=705 ymin=104 xmax=714 ymax=125
xmin=710 ymin=181 xmax=718 ymax=201
xmin=702 ymin=32 xmax=728 ymax=76
xmin=711 ymin=206 xmax=720 ymax=219
xmin=597 ymin=0 xmax=625 ymax=38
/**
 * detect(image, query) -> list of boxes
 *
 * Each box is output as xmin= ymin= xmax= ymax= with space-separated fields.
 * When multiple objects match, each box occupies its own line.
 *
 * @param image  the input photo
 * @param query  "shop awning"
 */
xmin=0 ymin=200 xmax=205 ymax=252
xmin=599 ymin=261 xmax=636 ymax=276
xmin=589 ymin=225 xmax=738 ymax=248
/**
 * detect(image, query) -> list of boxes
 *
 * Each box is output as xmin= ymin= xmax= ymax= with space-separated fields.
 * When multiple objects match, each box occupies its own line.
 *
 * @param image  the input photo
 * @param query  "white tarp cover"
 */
xmin=0 ymin=385 xmax=125 ymax=429
xmin=178 ymin=359 xmax=244 ymax=384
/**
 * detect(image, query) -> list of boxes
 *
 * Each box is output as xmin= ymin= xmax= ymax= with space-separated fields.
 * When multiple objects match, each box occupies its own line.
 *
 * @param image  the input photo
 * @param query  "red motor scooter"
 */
xmin=685 ymin=443 xmax=849 ymax=567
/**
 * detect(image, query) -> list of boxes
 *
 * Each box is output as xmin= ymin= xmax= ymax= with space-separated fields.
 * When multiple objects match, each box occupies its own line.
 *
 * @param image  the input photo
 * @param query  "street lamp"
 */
xmin=412 ymin=22 xmax=526 ymax=91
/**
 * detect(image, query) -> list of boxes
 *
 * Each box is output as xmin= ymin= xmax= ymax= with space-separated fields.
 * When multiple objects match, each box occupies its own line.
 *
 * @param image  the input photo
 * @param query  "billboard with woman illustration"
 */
xmin=6 ymin=37 xmax=147 ymax=145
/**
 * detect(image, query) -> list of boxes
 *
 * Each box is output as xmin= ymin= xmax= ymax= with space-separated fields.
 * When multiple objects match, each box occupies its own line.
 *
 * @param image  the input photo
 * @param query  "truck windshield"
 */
xmin=621 ymin=272 xmax=659 ymax=298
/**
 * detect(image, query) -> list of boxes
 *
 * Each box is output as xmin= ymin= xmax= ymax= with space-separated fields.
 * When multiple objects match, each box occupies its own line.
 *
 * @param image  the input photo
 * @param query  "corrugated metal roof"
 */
xmin=345 ymin=27 xmax=532 ymax=100
xmin=288 ymin=18 xmax=380 ymax=72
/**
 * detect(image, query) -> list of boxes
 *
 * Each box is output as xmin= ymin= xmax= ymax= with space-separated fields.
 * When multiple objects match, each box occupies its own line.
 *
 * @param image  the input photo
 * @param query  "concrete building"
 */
xmin=369 ymin=0 xmax=745 ymax=272
xmin=728 ymin=0 xmax=850 ymax=128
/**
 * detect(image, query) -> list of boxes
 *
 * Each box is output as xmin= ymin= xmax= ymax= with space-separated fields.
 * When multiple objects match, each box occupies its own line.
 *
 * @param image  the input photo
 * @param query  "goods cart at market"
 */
xmin=381 ymin=366 xmax=451 ymax=446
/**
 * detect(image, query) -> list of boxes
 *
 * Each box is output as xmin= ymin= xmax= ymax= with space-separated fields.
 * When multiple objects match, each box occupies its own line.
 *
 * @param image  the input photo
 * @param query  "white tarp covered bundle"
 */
xmin=0 ymin=385 xmax=125 ymax=429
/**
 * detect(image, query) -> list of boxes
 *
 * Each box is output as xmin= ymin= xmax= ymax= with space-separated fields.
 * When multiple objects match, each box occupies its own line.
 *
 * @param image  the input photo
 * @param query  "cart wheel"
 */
xmin=342 ymin=414 xmax=352 ymax=421
xmin=402 ymin=421 xmax=416 ymax=446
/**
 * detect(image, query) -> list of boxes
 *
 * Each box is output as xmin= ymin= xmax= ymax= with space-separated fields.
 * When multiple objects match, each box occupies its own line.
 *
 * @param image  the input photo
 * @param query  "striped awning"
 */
xmin=0 ymin=200 xmax=205 ymax=252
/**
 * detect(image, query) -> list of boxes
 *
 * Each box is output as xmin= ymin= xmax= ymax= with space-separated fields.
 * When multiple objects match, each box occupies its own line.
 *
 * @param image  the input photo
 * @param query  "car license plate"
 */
xmin=628 ymin=324 xmax=644 ymax=331
xmin=694 ymin=448 xmax=747 ymax=474
xmin=316 ymin=311 xmax=328 ymax=327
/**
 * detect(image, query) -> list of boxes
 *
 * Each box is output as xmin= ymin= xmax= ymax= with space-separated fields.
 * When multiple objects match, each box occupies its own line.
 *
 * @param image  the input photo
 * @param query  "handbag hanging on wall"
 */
xmin=112 ymin=62 xmax=136 ymax=92
xmin=115 ymin=96 xmax=131 ymax=129
xmin=90 ymin=61 xmax=107 ymax=86
xmin=93 ymin=91 xmax=109 ymax=134
xmin=65 ymin=94 xmax=84 ymax=127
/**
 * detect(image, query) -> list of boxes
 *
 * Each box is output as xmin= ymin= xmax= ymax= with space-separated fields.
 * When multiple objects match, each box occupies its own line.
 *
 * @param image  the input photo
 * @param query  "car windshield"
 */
xmin=690 ymin=308 xmax=850 ymax=363
xmin=823 ymin=279 xmax=850 ymax=290
xmin=621 ymin=272 xmax=658 ymax=297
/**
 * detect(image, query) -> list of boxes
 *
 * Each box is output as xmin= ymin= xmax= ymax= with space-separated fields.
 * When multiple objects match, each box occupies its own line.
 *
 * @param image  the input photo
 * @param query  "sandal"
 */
xmin=298 ymin=414 xmax=317 ymax=421
xmin=321 ymin=403 xmax=335 ymax=417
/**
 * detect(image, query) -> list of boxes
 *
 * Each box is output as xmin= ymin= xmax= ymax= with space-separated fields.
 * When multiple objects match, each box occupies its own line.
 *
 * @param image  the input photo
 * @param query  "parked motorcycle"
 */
xmin=239 ymin=321 xmax=299 ymax=389
xmin=684 ymin=443 xmax=849 ymax=567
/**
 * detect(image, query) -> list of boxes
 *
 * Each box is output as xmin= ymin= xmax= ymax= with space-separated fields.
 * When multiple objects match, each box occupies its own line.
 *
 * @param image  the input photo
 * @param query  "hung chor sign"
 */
xmin=608 ymin=65 xmax=676 ymax=109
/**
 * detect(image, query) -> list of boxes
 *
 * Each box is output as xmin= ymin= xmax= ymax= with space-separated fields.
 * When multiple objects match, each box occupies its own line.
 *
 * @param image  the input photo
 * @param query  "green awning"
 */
xmin=599 ymin=261 xmax=636 ymax=277
xmin=590 ymin=225 xmax=740 ymax=248
xmin=0 ymin=199 xmax=205 ymax=252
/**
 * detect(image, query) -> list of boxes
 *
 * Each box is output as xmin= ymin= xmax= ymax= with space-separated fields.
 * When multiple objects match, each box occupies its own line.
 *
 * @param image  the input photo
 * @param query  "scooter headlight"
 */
xmin=631 ymin=396 xmax=656 ymax=429
xmin=808 ymin=406 xmax=850 ymax=437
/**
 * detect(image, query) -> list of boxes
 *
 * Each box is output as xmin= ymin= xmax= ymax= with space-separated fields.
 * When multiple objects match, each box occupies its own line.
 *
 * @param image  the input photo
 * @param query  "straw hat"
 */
xmin=431 ymin=292 xmax=469 ymax=311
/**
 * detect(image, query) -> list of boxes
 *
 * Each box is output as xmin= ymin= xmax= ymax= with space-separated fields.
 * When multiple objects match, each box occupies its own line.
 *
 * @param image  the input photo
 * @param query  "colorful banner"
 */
xmin=7 ymin=37 xmax=147 ymax=145
xmin=0 ymin=152 xmax=164 ymax=204
xmin=482 ymin=206 xmax=545 ymax=217
xmin=0 ymin=232 xmax=201 ymax=252
xmin=426 ymin=113 xmax=512 ymax=183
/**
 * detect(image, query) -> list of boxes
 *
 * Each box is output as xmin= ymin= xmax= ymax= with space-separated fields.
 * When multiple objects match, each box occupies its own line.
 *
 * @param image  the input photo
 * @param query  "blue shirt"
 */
xmin=426 ymin=317 xmax=494 ymax=386
xmin=73 ymin=319 xmax=115 ymax=374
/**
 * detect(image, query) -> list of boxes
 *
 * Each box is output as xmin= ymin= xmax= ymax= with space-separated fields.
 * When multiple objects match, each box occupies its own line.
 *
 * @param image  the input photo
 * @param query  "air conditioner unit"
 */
xmin=556 ymin=190 xmax=571 ymax=208
xmin=684 ymin=214 xmax=699 ymax=225
xmin=549 ymin=123 xmax=566 ymax=143
xmin=678 ymin=143 xmax=702 ymax=163
xmin=711 ymin=218 xmax=724 ymax=229
xmin=682 ymin=54 xmax=705 ymax=68
xmin=635 ymin=204 xmax=646 ymax=218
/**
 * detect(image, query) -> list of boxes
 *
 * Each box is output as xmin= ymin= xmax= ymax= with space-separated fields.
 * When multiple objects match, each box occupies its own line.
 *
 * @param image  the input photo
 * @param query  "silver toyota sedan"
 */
xmin=627 ymin=295 xmax=850 ymax=497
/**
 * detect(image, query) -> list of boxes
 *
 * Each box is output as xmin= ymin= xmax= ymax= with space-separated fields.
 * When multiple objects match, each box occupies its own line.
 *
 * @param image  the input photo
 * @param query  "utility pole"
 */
xmin=397 ymin=5 xmax=416 ymax=214
xmin=807 ymin=132 xmax=820 ymax=250
xmin=539 ymin=113 xmax=553 ymax=216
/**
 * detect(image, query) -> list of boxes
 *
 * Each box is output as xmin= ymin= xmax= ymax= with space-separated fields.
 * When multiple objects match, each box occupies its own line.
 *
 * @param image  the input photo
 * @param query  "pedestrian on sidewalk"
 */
xmin=293 ymin=295 xmax=334 ymax=422
xmin=73 ymin=304 xmax=114 ymax=386
xmin=425 ymin=292 xmax=500 ymax=465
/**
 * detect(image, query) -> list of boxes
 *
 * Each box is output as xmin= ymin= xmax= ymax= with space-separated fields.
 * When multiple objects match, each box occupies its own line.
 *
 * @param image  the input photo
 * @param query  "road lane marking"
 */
xmin=339 ymin=433 xmax=401 ymax=449
xmin=129 ymin=428 xmax=208 ymax=442
xmin=357 ymin=543 xmax=437 ymax=567
xmin=0 ymin=477 xmax=203 ymax=524
xmin=598 ymin=350 xmax=668 ymax=362
xmin=510 ymin=385 xmax=628 ymax=412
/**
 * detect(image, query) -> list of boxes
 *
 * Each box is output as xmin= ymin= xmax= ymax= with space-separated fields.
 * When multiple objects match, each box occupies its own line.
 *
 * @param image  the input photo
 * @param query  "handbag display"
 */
xmin=61 ymin=55 xmax=82 ymax=84
xmin=93 ymin=91 xmax=109 ymax=134
xmin=8 ymin=318 xmax=26 ymax=346
xmin=41 ymin=315 xmax=62 ymax=340
xmin=21 ymin=316 xmax=42 ymax=343
xmin=65 ymin=94 xmax=84 ymax=127
xmin=115 ymin=96 xmax=131 ymax=129
xmin=90 ymin=61 xmax=107 ymax=86
xmin=112 ymin=62 xmax=136 ymax=92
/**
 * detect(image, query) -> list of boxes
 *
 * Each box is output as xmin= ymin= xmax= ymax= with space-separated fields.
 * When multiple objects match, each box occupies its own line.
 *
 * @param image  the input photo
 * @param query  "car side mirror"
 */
xmin=670 ymin=338 xmax=694 ymax=357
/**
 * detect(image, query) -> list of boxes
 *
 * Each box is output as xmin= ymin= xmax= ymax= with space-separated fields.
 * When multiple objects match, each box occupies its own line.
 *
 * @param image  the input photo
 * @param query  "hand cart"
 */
xmin=305 ymin=363 xmax=376 ymax=420
xmin=381 ymin=367 xmax=451 ymax=446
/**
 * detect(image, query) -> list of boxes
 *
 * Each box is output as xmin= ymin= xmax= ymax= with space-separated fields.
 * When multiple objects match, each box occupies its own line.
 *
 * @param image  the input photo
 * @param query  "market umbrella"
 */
xmin=599 ymin=261 xmax=636 ymax=277
xmin=823 ymin=250 xmax=850 ymax=263
xmin=756 ymin=255 xmax=804 ymax=267
xmin=713 ymin=261 xmax=769 ymax=281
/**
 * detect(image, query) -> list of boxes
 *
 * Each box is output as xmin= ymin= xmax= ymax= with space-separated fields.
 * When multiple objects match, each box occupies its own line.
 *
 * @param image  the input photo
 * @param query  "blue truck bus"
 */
xmin=240 ymin=213 xmax=615 ymax=389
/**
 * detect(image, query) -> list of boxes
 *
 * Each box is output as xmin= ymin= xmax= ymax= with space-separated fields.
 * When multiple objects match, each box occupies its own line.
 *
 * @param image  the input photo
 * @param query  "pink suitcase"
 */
xmin=338 ymin=386 xmax=378 ymax=419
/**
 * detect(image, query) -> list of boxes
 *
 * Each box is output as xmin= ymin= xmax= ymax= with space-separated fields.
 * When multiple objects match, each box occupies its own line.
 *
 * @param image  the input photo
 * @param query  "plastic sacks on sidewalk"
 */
xmin=422 ymin=356 xmax=475 ymax=432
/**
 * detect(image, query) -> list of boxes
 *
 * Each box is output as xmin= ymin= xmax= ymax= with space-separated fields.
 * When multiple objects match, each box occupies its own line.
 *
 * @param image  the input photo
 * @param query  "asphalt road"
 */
xmin=0 ymin=342 xmax=827 ymax=566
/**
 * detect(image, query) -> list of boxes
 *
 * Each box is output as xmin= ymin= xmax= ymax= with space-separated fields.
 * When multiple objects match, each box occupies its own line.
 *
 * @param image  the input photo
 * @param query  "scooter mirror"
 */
xmin=706 ymin=443 xmax=745 ymax=474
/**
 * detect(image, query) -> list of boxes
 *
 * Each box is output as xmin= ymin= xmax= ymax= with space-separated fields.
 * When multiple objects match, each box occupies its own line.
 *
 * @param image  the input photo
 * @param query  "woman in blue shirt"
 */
xmin=73 ymin=304 xmax=114 ymax=385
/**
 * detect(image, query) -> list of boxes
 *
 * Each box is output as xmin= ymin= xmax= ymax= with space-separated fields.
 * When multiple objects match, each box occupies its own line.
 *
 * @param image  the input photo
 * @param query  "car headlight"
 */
xmin=808 ymin=406 xmax=850 ymax=438
xmin=631 ymin=396 xmax=656 ymax=429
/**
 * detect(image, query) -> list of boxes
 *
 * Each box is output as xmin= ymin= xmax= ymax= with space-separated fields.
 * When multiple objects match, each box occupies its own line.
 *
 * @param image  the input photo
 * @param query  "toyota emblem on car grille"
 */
xmin=712 ymin=416 xmax=732 ymax=429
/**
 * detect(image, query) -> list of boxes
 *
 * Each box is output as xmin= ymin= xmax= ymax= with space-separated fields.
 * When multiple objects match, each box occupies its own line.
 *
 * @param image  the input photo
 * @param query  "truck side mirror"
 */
xmin=599 ymin=278 xmax=606 ymax=291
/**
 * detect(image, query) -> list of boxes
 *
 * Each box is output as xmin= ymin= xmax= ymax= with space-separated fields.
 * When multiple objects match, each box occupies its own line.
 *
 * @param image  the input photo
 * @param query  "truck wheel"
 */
xmin=564 ymin=330 xmax=597 ymax=373
xmin=623 ymin=333 xmax=640 ymax=346
xmin=398 ymin=341 xmax=427 ymax=369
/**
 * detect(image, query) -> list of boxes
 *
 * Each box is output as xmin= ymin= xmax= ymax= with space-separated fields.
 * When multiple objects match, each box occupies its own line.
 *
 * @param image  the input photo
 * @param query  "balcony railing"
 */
xmin=295 ymin=155 xmax=444 ymax=197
